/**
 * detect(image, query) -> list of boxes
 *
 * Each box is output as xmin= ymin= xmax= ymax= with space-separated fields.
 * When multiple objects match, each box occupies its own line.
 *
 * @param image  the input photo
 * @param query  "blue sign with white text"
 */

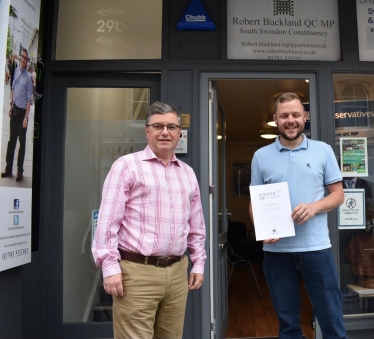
xmin=177 ymin=0 xmax=216 ymax=31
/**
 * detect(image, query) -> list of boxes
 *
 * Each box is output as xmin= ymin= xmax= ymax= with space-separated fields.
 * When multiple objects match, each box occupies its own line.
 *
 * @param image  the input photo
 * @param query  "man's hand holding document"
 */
xmin=250 ymin=182 xmax=295 ymax=241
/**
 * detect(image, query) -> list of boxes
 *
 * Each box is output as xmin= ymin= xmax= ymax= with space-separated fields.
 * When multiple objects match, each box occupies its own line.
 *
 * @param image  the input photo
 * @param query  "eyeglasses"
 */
xmin=21 ymin=55 xmax=28 ymax=60
xmin=146 ymin=123 xmax=181 ymax=132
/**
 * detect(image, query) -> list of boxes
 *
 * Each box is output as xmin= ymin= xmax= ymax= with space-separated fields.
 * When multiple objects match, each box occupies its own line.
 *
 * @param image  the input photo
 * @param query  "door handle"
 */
xmin=219 ymin=240 xmax=227 ymax=250
xmin=218 ymin=212 xmax=232 ymax=217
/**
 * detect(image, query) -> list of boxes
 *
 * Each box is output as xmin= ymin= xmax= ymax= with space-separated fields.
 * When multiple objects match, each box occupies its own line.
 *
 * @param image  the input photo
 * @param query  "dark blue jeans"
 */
xmin=263 ymin=249 xmax=347 ymax=339
xmin=6 ymin=105 xmax=27 ymax=173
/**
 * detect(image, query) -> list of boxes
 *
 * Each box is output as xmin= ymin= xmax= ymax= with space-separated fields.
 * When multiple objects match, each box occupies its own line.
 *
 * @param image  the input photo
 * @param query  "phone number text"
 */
xmin=2 ymin=248 xmax=29 ymax=260
xmin=268 ymin=56 xmax=301 ymax=60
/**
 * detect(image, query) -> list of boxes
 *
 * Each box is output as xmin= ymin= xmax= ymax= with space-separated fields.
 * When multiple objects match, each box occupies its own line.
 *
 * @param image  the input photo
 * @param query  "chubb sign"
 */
xmin=185 ymin=14 xmax=206 ymax=22
xmin=176 ymin=0 xmax=216 ymax=31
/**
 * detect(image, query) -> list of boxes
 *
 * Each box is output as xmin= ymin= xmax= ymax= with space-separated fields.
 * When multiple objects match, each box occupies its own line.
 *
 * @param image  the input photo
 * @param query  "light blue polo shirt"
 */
xmin=12 ymin=67 xmax=33 ymax=109
xmin=250 ymin=134 xmax=342 ymax=252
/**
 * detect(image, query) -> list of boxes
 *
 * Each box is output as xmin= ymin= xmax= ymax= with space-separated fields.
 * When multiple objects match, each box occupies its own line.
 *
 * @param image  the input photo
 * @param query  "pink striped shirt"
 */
xmin=92 ymin=146 xmax=206 ymax=278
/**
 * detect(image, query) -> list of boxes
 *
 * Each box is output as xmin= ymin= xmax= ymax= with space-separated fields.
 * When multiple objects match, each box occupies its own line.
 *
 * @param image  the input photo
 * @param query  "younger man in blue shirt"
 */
xmin=250 ymin=93 xmax=347 ymax=339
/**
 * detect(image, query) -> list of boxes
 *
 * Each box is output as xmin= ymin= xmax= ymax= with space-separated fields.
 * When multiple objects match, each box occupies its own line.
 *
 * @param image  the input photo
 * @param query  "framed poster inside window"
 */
xmin=231 ymin=159 xmax=251 ymax=197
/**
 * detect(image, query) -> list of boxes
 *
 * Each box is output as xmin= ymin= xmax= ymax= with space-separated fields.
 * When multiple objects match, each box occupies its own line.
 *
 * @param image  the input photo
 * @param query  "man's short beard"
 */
xmin=279 ymin=127 xmax=304 ymax=141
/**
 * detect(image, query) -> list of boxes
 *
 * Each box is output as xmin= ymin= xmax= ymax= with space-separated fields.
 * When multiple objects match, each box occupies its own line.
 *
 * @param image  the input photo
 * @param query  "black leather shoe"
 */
xmin=16 ymin=172 xmax=23 ymax=182
xmin=1 ymin=170 xmax=12 ymax=178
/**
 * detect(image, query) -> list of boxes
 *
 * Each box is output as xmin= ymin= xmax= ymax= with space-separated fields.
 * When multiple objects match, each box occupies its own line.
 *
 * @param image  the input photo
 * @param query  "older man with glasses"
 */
xmin=92 ymin=101 xmax=206 ymax=339
xmin=2 ymin=48 xmax=33 ymax=182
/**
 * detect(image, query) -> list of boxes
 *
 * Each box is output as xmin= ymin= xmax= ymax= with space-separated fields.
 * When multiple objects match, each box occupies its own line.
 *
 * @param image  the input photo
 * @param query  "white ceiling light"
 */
xmin=260 ymin=130 xmax=278 ymax=139
xmin=266 ymin=116 xmax=276 ymax=127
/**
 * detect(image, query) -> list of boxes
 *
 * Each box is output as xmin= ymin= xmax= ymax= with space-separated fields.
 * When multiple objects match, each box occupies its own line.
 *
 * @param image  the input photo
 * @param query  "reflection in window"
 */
xmin=63 ymin=88 xmax=150 ymax=322
xmin=334 ymin=74 xmax=374 ymax=316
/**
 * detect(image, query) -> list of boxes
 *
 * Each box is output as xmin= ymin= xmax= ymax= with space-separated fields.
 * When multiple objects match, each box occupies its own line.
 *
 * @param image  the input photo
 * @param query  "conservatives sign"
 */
xmin=335 ymin=100 xmax=374 ymax=128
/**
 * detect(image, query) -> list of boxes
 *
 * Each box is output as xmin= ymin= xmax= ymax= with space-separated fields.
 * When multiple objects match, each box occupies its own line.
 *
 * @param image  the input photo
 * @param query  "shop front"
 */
xmin=1 ymin=1 xmax=373 ymax=338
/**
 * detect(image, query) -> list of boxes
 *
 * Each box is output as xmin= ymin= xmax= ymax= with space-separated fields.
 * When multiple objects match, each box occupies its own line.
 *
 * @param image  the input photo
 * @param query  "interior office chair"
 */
xmin=227 ymin=221 xmax=262 ymax=297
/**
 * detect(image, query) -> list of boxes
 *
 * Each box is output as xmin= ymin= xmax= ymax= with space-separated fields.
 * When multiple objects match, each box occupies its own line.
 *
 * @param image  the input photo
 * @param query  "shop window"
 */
xmin=56 ymin=0 xmax=162 ymax=60
xmin=63 ymin=88 xmax=150 ymax=322
xmin=334 ymin=74 xmax=374 ymax=316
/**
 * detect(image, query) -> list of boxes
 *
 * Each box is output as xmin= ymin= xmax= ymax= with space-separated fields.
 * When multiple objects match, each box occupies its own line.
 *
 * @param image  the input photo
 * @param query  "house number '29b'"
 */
xmin=97 ymin=20 xmax=125 ymax=32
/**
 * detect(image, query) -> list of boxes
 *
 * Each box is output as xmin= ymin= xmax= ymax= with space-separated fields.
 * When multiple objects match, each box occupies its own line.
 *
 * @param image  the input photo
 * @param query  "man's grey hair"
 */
xmin=145 ymin=101 xmax=181 ymax=125
xmin=274 ymin=92 xmax=304 ymax=115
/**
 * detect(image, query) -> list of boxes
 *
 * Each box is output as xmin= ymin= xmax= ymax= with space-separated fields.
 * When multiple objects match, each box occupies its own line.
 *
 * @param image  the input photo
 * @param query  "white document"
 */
xmin=250 ymin=182 xmax=295 ymax=241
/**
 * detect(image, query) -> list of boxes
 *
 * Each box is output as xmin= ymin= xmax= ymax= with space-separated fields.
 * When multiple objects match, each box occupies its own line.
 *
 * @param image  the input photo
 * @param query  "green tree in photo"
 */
xmin=8 ymin=5 xmax=18 ymax=55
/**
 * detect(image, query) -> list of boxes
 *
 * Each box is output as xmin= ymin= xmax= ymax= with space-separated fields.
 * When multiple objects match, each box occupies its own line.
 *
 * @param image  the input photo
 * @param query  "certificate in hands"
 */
xmin=250 ymin=182 xmax=295 ymax=241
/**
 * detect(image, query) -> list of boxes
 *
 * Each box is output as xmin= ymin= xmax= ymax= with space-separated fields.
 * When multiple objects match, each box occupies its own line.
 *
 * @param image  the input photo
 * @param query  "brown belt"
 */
xmin=118 ymin=249 xmax=183 ymax=268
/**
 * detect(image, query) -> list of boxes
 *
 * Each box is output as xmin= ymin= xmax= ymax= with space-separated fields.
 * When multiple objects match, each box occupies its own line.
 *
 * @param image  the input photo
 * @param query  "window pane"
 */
xmin=63 ymin=88 xmax=150 ymax=322
xmin=334 ymin=74 xmax=374 ymax=315
xmin=56 ymin=0 xmax=162 ymax=60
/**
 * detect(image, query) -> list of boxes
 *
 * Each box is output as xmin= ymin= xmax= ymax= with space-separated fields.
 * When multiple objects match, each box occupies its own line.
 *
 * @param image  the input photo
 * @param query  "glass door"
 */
xmin=45 ymin=73 xmax=160 ymax=338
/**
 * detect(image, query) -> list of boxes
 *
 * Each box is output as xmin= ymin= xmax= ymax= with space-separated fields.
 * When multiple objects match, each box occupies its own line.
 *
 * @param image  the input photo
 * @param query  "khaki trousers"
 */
xmin=113 ymin=255 xmax=189 ymax=339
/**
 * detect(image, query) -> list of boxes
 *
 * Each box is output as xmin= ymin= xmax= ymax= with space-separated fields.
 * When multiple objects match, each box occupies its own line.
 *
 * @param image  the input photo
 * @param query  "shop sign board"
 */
xmin=227 ymin=0 xmax=340 ymax=60
xmin=356 ymin=0 xmax=374 ymax=61
xmin=56 ymin=0 xmax=162 ymax=60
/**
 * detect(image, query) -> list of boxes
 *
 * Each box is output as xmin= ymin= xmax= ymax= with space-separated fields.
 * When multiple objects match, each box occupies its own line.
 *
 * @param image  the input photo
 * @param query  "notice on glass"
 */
xmin=338 ymin=189 xmax=366 ymax=230
xmin=340 ymin=137 xmax=368 ymax=177
xmin=250 ymin=182 xmax=295 ymax=241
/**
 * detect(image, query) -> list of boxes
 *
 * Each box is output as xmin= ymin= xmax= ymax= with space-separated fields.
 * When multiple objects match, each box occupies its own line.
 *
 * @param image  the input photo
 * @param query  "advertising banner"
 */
xmin=227 ymin=0 xmax=340 ymax=60
xmin=356 ymin=0 xmax=374 ymax=61
xmin=0 ymin=0 xmax=41 ymax=271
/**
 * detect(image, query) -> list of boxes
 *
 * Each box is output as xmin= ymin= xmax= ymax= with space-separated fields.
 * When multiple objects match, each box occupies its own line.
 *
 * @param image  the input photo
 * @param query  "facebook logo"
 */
xmin=14 ymin=199 xmax=20 ymax=210
xmin=14 ymin=215 xmax=19 ymax=225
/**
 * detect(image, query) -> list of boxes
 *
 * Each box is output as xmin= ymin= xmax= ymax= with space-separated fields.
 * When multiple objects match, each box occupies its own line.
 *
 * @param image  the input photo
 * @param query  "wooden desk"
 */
xmin=347 ymin=284 xmax=374 ymax=297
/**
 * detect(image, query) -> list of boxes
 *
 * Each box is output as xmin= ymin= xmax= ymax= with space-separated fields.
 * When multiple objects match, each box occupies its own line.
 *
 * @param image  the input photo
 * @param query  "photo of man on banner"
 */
xmin=1 ymin=0 xmax=41 ymax=188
